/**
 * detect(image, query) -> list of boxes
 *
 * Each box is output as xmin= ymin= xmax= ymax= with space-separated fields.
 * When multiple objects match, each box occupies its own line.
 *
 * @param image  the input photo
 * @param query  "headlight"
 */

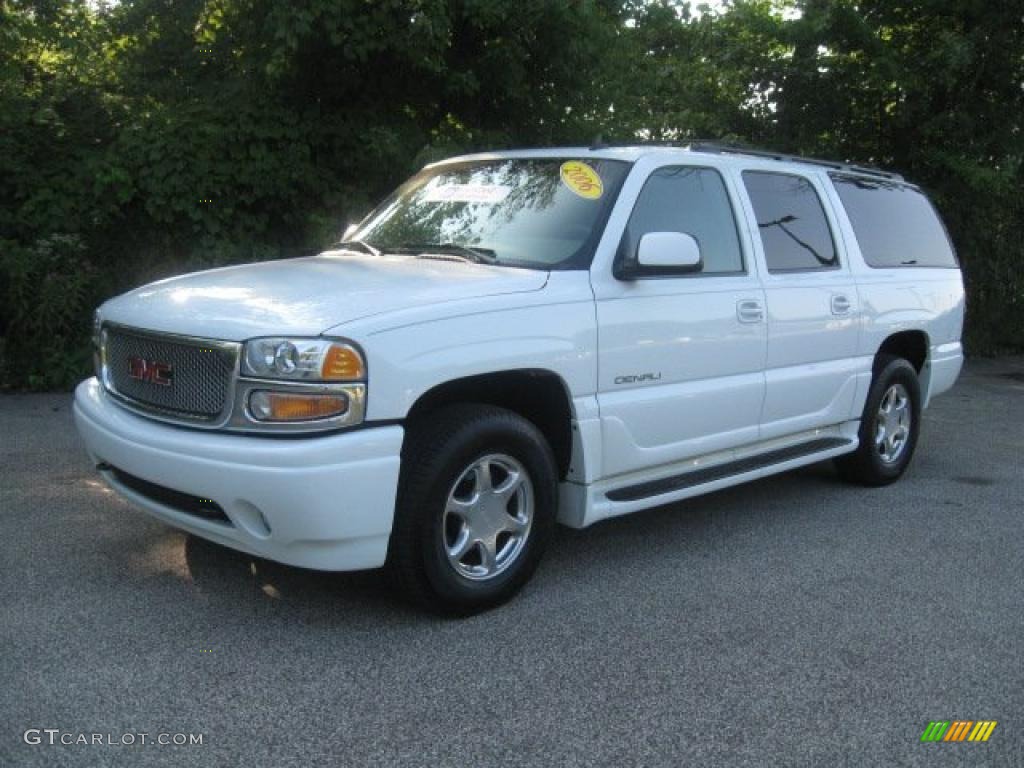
xmin=237 ymin=337 xmax=366 ymax=430
xmin=241 ymin=338 xmax=365 ymax=381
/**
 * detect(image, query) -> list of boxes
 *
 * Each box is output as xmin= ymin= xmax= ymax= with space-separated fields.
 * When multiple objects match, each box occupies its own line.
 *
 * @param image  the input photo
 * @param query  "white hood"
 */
xmin=99 ymin=251 xmax=550 ymax=340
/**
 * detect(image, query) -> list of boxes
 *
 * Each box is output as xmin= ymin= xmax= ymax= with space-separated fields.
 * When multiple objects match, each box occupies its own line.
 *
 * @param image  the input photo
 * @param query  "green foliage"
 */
xmin=767 ymin=0 xmax=1024 ymax=352
xmin=0 ymin=0 xmax=1021 ymax=390
xmin=0 ymin=234 xmax=99 ymax=389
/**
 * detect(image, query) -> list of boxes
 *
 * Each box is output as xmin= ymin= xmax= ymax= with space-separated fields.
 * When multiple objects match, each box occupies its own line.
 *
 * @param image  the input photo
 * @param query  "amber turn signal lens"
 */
xmin=321 ymin=344 xmax=365 ymax=381
xmin=249 ymin=391 xmax=349 ymax=422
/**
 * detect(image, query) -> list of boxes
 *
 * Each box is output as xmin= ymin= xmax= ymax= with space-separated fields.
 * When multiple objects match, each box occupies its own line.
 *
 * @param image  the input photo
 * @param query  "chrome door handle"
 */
xmin=736 ymin=299 xmax=764 ymax=324
xmin=831 ymin=294 xmax=852 ymax=315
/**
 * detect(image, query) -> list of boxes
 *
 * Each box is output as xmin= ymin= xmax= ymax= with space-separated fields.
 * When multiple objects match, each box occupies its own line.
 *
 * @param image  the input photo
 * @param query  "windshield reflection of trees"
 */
xmin=362 ymin=161 xmax=570 ymax=261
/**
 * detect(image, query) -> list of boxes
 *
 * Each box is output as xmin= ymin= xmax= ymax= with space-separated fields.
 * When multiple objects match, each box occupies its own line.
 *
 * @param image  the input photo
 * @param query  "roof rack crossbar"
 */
xmin=688 ymin=141 xmax=903 ymax=181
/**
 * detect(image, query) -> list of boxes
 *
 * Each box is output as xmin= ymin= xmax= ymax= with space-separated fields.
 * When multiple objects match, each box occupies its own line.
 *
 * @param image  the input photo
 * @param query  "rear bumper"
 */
xmin=927 ymin=341 xmax=963 ymax=405
xmin=73 ymin=378 xmax=403 ymax=571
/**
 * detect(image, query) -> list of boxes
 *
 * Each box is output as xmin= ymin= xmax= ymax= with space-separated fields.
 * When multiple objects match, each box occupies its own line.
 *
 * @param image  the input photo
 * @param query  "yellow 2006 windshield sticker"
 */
xmin=560 ymin=161 xmax=603 ymax=200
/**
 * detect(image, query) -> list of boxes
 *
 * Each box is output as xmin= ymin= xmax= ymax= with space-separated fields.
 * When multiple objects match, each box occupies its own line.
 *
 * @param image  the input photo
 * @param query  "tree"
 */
xmin=771 ymin=0 xmax=1024 ymax=350
xmin=1 ymin=0 xmax=1021 ymax=389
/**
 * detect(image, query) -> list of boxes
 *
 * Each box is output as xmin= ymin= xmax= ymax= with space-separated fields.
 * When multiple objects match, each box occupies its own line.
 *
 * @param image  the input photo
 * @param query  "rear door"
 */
xmin=737 ymin=169 xmax=861 ymax=440
xmin=592 ymin=161 xmax=767 ymax=478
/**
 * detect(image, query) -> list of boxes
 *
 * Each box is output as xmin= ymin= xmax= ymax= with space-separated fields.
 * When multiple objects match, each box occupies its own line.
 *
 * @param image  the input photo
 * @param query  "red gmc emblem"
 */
xmin=127 ymin=355 xmax=174 ymax=386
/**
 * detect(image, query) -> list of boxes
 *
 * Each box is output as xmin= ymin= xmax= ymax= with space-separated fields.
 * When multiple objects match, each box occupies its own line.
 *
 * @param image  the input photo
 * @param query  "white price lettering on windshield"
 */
xmin=422 ymin=184 xmax=511 ymax=204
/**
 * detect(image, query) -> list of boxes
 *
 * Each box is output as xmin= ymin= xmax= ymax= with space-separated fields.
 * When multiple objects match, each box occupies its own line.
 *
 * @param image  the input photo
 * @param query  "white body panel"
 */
xmin=730 ymin=170 xmax=863 ymax=439
xmin=588 ymin=153 xmax=766 ymax=479
xmin=99 ymin=251 xmax=548 ymax=340
xmin=75 ymin=145 xmax=966 ymax=570
xmin=350 ymin=271 xmax=597 ymax=421
xmin=819 ymin=173 xmax=966 ymax=409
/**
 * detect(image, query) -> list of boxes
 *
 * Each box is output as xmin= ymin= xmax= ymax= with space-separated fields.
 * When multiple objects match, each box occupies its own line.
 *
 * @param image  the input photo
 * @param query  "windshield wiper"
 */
xmin=390 ymin=243 xmax=499 ymax=264
xmin=337 ymin=239 xmax=381 ymax=257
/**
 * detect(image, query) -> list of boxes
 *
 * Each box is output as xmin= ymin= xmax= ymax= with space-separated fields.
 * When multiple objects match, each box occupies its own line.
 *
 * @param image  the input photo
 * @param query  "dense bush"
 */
xmin=1 ymin=0 xmax=1020 ymax=390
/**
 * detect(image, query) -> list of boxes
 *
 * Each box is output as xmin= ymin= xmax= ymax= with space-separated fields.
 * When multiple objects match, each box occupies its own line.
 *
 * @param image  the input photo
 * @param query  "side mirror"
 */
xmin=342 ymin=223 xmax=359 ymax=241
xmin=636 ymin=232 xmax=702 ymax=272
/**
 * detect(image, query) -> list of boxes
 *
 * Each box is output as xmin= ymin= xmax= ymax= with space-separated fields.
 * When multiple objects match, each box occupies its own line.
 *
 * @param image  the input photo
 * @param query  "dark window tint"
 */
xmin=619 ymin=167 xmax=743 ymax=275
xmin=831 ymin=175 xmax=957 ymax=268
xmin=742 ymin=171 xmax=838 ymax=271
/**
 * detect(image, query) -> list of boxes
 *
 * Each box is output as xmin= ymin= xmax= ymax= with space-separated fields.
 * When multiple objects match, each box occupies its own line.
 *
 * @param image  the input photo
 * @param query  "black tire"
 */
xmin=835 ymin=355 xmax=922 ymax=486
xmin=388 ymin=404 xmax=558 ymax=616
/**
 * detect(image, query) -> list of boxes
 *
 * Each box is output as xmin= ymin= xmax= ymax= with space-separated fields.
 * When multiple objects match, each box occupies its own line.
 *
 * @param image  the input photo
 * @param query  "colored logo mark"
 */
xmin=921 ymin=720 xmax=997 ymax=742
xmin=559 ymin=161 xmax=604 ymax=200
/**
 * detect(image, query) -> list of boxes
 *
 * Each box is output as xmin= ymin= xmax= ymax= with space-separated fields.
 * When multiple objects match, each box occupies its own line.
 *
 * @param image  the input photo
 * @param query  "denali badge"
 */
xmin=127 ymin=356 xmax=174 ymax=386
xmin=615 ymin=372 xmax=662 ymax=385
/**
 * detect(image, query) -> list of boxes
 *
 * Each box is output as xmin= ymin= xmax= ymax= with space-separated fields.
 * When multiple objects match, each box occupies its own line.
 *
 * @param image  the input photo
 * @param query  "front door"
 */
xmin=593 ymin=163 xmax=767 ymax=479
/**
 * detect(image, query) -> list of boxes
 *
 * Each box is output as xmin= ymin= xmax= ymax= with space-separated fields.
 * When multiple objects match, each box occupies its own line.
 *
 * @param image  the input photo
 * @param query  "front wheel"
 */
xmin=835 ymin=355 xmax=922 ymax=486
xmin=388 ymin=404 xmax=557 ymax=615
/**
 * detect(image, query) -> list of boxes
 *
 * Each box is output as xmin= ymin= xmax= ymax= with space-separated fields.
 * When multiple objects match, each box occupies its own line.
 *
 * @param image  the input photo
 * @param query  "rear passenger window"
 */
xmin=742 ymin=171 xmax=838 ymax=271
xmin=831 ymin=175 xmax=957 ymax=268
xmin=619 ymin=166 xmax=743 ymax=275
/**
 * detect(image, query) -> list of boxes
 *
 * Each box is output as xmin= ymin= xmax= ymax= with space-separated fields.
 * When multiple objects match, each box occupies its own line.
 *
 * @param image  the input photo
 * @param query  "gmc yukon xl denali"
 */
xmin=75 ymin=144 xmax=965 ymax=614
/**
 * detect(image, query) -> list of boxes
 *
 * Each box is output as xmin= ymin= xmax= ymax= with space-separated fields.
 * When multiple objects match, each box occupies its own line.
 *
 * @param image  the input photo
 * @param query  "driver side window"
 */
xmin=617 ymin=166 xmax=744 ymax=276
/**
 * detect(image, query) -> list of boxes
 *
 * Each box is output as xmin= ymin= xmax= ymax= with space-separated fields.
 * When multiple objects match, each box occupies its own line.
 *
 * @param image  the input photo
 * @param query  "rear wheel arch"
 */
xmin=875 ymin=330 xmax=930 ymax=400
xmin=875 ymin=330 xmax=928 ymax=372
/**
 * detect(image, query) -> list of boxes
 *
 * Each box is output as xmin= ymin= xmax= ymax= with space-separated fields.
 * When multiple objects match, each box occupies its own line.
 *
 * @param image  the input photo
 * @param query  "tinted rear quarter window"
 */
xmin=742 ymin=171 xmax=838 ymax=271
xmin=831 ymin=175 xmax=957 ymax=268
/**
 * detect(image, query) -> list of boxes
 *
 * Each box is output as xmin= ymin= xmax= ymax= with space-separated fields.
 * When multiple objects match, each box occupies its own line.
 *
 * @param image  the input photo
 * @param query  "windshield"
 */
xmin=348 ymin=157 xmax=631 ymax=269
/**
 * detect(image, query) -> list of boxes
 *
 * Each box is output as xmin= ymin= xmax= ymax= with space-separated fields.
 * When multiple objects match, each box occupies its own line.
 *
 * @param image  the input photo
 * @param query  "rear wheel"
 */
xmin=389 ymin=404 xmax=557 ymax=615
xmin=835 ymin=355 xmax=922 ymax=486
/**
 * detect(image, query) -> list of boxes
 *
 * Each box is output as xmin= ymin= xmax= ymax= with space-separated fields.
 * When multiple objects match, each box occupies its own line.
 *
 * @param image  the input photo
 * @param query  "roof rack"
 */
xmin=587 ymin=136 xmax=903 ymax=181
xmin=688 ymin=141 xmax=903 ymax=181
xmin=589 ymin=136 xmax=685 ymax=150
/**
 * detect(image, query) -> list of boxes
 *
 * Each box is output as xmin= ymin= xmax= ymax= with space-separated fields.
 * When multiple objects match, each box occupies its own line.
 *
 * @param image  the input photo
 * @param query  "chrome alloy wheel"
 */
xmin=875 ymin=383 xmax=911 ymax=464
xmin=442 ymin=454 xmax=534 ymax=581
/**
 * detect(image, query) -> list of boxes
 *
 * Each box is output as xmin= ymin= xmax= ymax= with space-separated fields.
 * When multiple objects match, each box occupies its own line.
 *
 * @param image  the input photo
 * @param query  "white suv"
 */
xmin=75 ymin=144 xmax=965 ymax=613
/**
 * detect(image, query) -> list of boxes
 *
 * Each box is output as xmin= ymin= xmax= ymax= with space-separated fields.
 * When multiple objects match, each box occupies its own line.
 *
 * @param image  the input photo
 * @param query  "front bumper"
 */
xmin=74 ymin=378 xmax=403 ymax=571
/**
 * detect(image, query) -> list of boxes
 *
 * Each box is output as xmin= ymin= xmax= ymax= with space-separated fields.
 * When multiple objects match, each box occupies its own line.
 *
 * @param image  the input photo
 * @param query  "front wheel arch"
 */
xmin=403 ymin=369 xmax=576 ymax=481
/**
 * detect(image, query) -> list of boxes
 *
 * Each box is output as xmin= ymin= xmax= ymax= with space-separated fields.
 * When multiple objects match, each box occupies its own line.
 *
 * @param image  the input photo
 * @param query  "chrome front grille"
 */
xmin=102 ymin=326 xmax=239 ymax=422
